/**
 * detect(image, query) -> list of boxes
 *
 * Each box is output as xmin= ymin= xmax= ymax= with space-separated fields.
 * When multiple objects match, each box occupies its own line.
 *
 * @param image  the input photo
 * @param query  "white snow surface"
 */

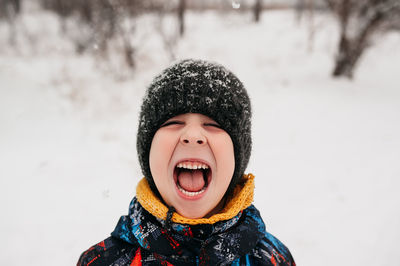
xmin=1 ymin=9 xmax=400 ymax=266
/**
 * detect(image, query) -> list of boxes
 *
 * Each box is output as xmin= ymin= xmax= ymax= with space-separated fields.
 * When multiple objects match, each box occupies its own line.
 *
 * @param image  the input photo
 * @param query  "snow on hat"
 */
xmin=137 ymin=59 xmax=252 ymax=196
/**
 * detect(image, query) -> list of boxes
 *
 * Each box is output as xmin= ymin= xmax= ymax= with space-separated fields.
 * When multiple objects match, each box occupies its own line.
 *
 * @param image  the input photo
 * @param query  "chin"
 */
xmin=176 ymin=205 xmax=209 ymax=219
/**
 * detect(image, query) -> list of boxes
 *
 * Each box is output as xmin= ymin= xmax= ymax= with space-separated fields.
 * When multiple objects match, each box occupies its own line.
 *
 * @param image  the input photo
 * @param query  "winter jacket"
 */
xmin=78 ymin=174 xmax=295 ymax=266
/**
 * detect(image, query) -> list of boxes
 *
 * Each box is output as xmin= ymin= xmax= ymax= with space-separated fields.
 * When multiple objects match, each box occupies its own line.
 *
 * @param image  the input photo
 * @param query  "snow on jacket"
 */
xmin=78 ymin=174 xmax=295 ymax=266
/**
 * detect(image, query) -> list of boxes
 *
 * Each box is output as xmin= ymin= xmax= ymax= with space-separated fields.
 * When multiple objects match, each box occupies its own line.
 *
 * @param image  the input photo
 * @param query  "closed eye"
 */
xmin=204 ymin=123 xmax=221 ymax=128
xmin=161 ymin=121 xmax=184 ymax=127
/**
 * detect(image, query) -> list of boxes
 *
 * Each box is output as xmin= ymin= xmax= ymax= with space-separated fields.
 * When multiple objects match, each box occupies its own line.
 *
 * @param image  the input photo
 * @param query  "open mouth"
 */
xmin=173 ymin=160 xmax=211 ymax=197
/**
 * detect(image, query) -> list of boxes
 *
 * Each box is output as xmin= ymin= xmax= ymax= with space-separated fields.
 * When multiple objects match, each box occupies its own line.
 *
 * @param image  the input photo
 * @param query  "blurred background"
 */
xmin=1 ymin=0 xmax=399 ymax=265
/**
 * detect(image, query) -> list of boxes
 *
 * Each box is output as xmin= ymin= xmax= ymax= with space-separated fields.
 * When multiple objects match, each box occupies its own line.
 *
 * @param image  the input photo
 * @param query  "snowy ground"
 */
xmin=1 ymin=8 xmax=400 ymax=266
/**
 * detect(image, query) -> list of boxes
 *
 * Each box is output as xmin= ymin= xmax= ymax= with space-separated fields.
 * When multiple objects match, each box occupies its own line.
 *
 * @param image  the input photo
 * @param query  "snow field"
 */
xmin=1 ymin=9 xmax=399 ymax=266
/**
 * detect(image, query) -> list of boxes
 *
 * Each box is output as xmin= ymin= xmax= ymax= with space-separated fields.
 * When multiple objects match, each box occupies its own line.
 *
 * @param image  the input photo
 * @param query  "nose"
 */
xmin=180 ymin=126 xmax=207 ymax=146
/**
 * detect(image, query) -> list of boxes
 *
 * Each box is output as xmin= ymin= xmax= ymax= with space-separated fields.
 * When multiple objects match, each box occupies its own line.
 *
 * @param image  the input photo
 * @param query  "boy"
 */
xmin=78 ymin=59 xmax=295 ymax=265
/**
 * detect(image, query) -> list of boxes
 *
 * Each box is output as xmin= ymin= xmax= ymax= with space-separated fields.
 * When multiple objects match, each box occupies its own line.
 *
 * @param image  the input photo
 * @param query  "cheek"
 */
xmin=212 ymin=134 xmax=235 ymax=177
xmin=149 ymin=131 xmax=177 ymax=177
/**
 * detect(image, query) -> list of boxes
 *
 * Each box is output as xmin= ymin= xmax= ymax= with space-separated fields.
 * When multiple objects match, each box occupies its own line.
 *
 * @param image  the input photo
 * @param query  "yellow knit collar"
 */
xmin=136 ymin=173 xmax=255 ymax=225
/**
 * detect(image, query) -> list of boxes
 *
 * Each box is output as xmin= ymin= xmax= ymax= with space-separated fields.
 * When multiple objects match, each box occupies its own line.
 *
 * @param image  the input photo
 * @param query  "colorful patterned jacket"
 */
xmin=78 ymin=174 xmax=295 ymax=266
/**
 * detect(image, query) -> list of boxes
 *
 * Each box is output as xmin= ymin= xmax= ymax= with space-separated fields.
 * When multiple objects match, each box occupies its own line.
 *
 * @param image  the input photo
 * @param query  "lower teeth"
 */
xmin=177 ymin=183 xmax=207 ymax=196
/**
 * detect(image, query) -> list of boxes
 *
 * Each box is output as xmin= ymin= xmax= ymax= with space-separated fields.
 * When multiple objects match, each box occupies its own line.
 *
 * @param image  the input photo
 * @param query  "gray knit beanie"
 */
xmin=137 ymin=59 xmax=252 ymax=196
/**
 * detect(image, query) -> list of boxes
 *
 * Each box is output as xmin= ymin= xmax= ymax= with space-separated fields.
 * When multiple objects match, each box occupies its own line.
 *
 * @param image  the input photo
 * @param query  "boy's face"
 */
xmin=149 ymin=113 xmax=235 ymax=219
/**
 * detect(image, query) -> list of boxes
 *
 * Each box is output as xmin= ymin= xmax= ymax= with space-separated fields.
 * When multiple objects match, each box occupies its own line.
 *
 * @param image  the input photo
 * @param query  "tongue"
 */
xmin=178 ymin=170 xmax=205 ymax=192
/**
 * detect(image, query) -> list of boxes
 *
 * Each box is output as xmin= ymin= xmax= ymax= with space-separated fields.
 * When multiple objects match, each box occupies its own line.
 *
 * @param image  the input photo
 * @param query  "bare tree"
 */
xmin=112 ymin=0 xmax=139 ymax=69
xmin=306 ymin=0 xmax=315 ymax=52
xmin=0 ymin=0 xmax=20 ymax=14
xmin=178 ymin=0 xmax=186 ymax=36
xmin=0 ymin=0 xmax=21 ymax=45
xmin=40 ymin=0 xmax=142 ymax=69
xmin=295 ymin=0 xmax=318 ymax=52
xmin=326 ymin=0 xmax=400 ymax=78
xmin=156 ymin=8 xmax=179 ymax=61
xmin=296 ymin=0 xmax=306 ymax=22
xmin=40 ymin=0 xmax=117 ymax=52
xmin=253 ymin=0 xmax=262 ymax=23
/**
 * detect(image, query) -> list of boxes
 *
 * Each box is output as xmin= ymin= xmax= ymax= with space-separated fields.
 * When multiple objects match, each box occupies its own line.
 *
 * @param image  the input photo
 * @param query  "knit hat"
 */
xmin=137 ymin=59 xmax=252 ymax=196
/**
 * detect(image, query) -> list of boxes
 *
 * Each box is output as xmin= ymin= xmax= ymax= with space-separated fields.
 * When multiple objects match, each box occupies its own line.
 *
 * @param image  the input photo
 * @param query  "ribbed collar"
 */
xmin=111 ymin=179 xmax=266 ymax=265
xmin=136 ymin=173 xmax=255 ymax=225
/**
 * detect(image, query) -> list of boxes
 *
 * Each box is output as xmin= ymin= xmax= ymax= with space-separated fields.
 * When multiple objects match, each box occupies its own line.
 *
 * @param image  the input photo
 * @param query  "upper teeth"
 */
xmin=177 ymin=162 xmax=209 ymax=170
